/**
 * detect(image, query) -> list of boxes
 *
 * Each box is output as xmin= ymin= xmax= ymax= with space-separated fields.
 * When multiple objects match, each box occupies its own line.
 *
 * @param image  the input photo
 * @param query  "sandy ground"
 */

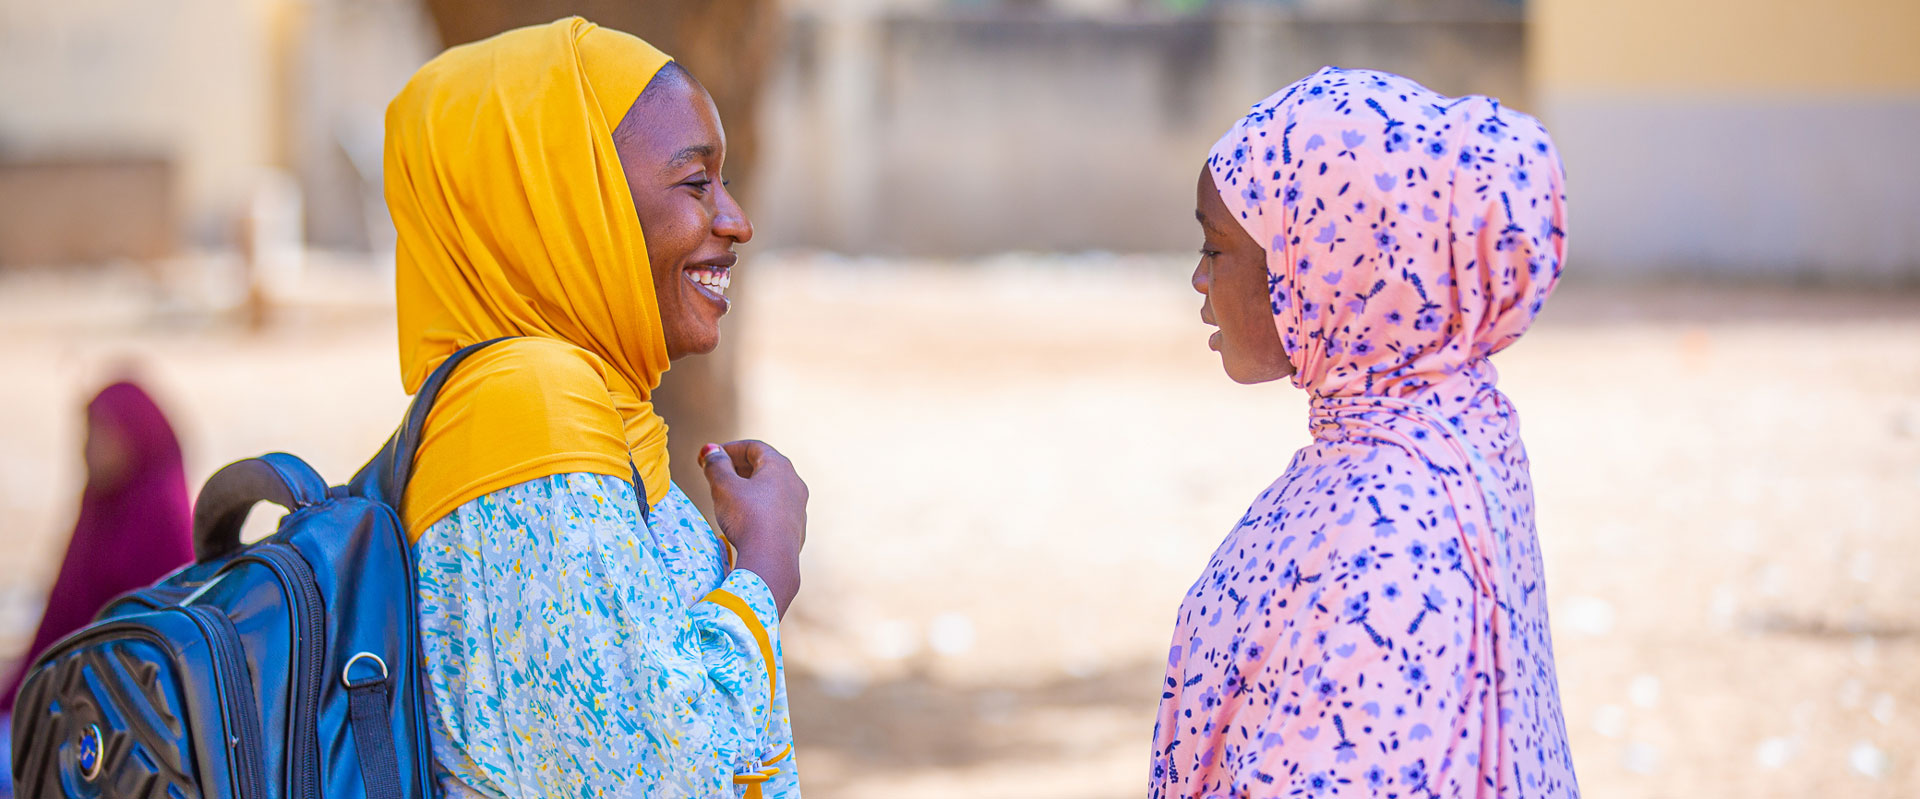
xmin=1 ymin=254 xmax=1916 ymax=798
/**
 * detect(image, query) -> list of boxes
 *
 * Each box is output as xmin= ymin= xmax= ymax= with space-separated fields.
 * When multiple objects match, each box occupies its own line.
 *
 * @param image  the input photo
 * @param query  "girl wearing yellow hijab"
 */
xmin=385 ymin=17 xmax=806 ymax=798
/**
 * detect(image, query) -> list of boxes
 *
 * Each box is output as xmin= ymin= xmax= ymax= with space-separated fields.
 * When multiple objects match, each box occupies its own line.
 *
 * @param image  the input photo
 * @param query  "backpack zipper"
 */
xmin=97 ymin=584 xmax=193 ymax=617
xmin=178 ymin=605 xmax=270 ymax=799
xmin=243 ymin=545 xmax=326 ymax=799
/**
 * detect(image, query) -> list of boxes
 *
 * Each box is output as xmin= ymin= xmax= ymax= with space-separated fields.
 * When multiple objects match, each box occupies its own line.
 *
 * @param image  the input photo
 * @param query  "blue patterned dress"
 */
xmin=415 ymin=473 xmax=799 ymax=798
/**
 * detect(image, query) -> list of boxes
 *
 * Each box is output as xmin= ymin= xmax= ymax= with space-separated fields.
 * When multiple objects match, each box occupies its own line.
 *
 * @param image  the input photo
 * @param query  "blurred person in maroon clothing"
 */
xmin=0 ymin=381 xmax=194 ymax=748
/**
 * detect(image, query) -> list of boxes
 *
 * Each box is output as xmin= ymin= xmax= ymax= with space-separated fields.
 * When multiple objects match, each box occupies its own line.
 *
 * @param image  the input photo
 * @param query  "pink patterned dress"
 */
xmin=1151 ymin=68 xmax=1579 ymax=798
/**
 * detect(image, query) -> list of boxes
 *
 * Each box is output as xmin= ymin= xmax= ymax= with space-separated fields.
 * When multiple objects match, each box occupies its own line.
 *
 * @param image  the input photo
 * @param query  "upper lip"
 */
xmin=687 ymin=253 xmax=737 ymax=270
xmin=1200 ymin=304 xmax=1216 ymax=326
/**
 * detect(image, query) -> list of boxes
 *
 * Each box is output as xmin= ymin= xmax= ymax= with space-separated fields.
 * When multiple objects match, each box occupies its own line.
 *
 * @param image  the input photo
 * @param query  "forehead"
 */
xmin=613 ymin=71 xmax=724 ymax=171
xmin=1196 ymin=165 xmax=1232 ymax=225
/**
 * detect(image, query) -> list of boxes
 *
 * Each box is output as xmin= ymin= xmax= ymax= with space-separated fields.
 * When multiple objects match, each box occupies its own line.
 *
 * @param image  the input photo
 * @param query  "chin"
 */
xmin=1223 ymin=355 xmax=1287 ymax=385
xmin=669 ymin=331 xmax=722 ymax=360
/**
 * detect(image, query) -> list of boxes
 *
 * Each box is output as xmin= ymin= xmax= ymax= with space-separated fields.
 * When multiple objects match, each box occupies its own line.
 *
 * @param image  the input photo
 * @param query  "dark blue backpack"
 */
xmin=10 ymin=339 xmax=502 ymax=798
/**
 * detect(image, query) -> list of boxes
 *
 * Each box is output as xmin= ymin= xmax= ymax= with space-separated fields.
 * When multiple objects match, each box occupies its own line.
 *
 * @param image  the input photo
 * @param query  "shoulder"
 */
xmin=1284 ymin=441 xmax=1439 ymax=504
xmin=406 ymin=339 xmax=633 ymax=536
xmin=449 ymin=337 xmax=613 ymax=393
xmin=429 ymin=338 xmax=622 ymax=422
xmin=1221 ymin=445 xmax=1443 ymax=552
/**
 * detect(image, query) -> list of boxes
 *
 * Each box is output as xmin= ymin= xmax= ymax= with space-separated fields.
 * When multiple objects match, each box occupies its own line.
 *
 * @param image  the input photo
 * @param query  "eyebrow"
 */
xmin=664 ymin=144 xmax=716 ymax=173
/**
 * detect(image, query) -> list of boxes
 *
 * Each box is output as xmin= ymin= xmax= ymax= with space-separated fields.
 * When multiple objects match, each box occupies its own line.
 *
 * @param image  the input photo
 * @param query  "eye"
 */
xmin=680 ymin=175 xmax=713 ymax=195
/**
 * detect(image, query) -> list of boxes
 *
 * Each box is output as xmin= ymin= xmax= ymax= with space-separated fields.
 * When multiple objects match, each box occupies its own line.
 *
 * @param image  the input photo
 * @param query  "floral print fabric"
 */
xmin=417 ymin=473 xmax=799 ymax=798
xmin=1151 ymin=68 xmax=1576 ymax=798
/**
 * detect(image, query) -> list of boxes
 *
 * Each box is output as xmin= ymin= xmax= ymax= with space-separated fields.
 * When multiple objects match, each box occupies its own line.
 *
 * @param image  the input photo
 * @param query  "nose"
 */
xmin=1191 ymin=259 xmax=1210 ymax=295
xmin=715 ymin=181 xmax=754 ymax=244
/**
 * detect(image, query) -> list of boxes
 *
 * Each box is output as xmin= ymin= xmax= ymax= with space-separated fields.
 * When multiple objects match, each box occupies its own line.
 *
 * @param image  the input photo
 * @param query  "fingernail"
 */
xmin=699 ymin=443 xmax=721 ymax=464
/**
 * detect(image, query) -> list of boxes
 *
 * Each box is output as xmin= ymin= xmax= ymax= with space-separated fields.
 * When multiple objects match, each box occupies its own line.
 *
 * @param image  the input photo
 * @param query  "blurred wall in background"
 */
xmin=1530 ymin=0 xmax=1920 ymax=281
xmin=0 ymin=0 xmax=437 ymax=259
xmin=4 ymin=0 xmax=1916 ymax=277
xmin=754 ymin=2 xmax=1526 ymax=254
xmin=0 ymin=0 xmax=278 ymax=247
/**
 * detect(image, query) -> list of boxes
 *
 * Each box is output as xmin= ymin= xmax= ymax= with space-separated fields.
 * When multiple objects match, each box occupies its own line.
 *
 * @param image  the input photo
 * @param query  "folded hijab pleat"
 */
xmin=384 ymin=17 xmax=676 ymax=536
xmin=1151 ymin=68 xmax=1576 ymax=798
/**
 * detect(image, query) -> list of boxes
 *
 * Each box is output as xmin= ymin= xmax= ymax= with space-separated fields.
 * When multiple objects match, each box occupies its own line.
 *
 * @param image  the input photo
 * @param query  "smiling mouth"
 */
xmin=685 ymin=265 xmax=732 ymax=303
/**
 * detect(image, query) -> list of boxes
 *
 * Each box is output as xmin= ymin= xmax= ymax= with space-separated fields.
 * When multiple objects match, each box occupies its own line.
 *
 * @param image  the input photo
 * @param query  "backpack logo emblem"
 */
xmin=77 ymin=723 xmax=103 ymax=780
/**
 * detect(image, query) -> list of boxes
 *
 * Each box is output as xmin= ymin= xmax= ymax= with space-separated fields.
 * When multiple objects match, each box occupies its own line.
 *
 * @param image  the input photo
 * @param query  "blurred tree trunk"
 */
xmin=421 ymin=0 xmax=780 ymax=518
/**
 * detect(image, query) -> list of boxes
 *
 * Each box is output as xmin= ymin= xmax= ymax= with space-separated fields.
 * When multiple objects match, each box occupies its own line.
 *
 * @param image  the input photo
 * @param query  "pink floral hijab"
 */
xmin=1208 ymin=66 xmax=1565 ymax=402
xmin=1151 ymin=69 xmax=1577 ymax=798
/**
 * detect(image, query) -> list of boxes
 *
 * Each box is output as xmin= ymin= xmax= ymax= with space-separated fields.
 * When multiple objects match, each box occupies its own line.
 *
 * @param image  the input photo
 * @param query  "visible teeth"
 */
xmin=689 ymin=269 xmax=730 ymax=297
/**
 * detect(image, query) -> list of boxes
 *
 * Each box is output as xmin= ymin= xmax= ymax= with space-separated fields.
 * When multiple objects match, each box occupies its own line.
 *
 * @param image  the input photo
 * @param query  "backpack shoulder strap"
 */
xmin=346 ymin=337 xmax=516 ymax=508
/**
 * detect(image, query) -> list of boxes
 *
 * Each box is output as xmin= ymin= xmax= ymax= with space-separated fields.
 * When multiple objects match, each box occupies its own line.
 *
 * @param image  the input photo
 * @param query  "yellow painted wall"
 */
xmin=1531 ymin=0 xmax=1920 ymax=93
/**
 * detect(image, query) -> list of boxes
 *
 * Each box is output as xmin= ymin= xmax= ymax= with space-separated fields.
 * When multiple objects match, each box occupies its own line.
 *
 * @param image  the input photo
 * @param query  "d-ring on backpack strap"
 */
xmin=343 ymin=337 xmax=515 ymax=799
xmin=342 ymin=652 xmax=402 ymax=799
xmin=343 ymin=336 xmax=656 ymax=799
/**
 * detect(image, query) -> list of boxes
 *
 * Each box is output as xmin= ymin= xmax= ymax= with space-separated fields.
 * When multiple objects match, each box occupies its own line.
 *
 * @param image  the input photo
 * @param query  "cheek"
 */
xmin=648 ymin=256 xmax=681 ymax=309
xmin=1220 ymin=258 xmax=1272 ymax=330
xmin=647 ymin=227 xmax=689 ymax=269
xmin=638 ymin=195 xmax=705 ymax=264
xmin=646 ymin=228 xmax=701 ymax=296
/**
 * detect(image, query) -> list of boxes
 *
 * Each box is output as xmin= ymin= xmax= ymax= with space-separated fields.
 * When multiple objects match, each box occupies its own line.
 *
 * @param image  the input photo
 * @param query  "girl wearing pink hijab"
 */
xmin=1154 ymin=68 xmax=1576 ymax=798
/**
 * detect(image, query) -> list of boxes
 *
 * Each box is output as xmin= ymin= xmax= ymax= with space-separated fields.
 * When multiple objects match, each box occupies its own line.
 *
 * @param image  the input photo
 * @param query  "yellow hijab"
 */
xmin=384 ymin=17 xmax=676 ymax=538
